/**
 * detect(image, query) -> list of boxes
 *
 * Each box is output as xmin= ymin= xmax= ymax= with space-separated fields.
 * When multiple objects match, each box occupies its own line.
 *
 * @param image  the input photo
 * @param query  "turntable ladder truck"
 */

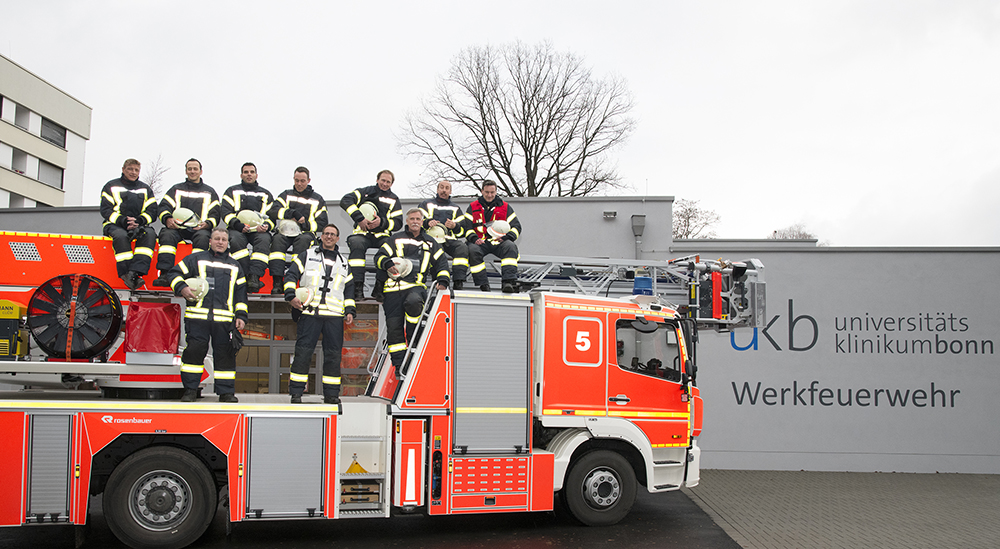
xmin=0 ymin=229 xmax=763 ymax=549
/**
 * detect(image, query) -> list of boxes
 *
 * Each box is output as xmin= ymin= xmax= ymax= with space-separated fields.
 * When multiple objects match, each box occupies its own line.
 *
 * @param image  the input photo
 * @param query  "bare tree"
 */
xmin=399 ymin=41 xmax=635 ymax=197
xmin=768 ymin=223 xmax=816 ymax=240
xmin=672 ymin=199 xmax=720 ymax=239
xmin=142 ymin=154 xmax=170 ymax=196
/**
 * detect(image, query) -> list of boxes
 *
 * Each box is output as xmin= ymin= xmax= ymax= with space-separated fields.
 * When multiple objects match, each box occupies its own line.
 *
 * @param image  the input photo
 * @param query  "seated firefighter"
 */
xmin=100 ymin=158 xmax=157 ymax=290
xmin=153 ymin=158 xmax=220 ymax=287
xmin=267 ymin=166 xmax=328 ymax=294
xmin=374 ymin=208 xmax=450 ymax=374
xmin=221 ymin=162 xmax=275 ymax=293
xmin=418 ymin=180 xmax=470 ymax=290
xmin=466 ymin=180 xmax=522 ymax=293
xmin=340 ymin=169 xmax=402 ymax=302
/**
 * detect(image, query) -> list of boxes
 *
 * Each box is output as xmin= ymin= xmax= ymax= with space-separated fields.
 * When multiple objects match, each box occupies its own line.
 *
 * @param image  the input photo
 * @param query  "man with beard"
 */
xmin=418 ymin=180 xmax=470 ymax=290
xmin=466 ymin=180 xmax=522 ymax=293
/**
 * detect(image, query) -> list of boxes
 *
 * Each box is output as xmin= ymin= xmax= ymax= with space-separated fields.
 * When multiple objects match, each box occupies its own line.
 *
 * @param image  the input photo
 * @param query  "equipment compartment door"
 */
xmin=246 ymin=416 xmax=325 ymax=518
xmin=452 ymin=300 xmax=530 ymax=454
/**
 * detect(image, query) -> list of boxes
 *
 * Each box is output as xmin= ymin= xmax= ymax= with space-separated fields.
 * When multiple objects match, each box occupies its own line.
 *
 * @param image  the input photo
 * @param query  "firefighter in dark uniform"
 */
xmin=221 ymin=162 xmax=274 ymax=293
xmin=267 ymin=166 xmax=328 ymax=294
xmin=340 ymin=169 xmax=402 ymax=302
xmin=283 ymin=224 xmax=356 ymax=405
xmin=153 ymin=158 xmax=221 ymax=287
xmin=100 ymin=158 xmax=158 ymax=290
xmin=466 ymin=180 xmax=522 ymax=293
xmin=374 ymin=208 xmax=450 ymax=373
xmin=167 ymin=227 xmax=248 ymax=403
xmin=418 ymin=180 xmax=470 ymax=290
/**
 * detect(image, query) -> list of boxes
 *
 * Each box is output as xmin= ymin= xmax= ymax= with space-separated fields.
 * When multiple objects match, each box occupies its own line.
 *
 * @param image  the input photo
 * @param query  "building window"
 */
xmin=40 ymin=118 xmax=66 ymax=148
xmin=38 ymin=160 xmax=64 ymax=189
xmin=11 ymin=148 xmax=27 ymax=175
xmin=14 ymin=104 xmax=30 ymax=130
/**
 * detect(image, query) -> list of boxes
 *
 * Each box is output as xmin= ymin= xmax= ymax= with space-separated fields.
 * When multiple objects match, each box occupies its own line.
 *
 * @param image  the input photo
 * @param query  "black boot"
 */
xmin=271 ymin=276 xmax=284 ymax=295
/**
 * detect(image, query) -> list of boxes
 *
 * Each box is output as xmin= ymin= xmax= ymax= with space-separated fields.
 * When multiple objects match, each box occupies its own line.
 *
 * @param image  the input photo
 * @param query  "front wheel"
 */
xmin=563 ymin=449 xmax=637 ymax=526
xmin=103 ymin=446 xmax=218 ymax=549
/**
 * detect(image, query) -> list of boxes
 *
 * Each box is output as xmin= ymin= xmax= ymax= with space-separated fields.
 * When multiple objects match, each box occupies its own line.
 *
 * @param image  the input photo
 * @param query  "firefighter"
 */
xmin=418 ymin=180 xmax=470 ymax=290
xmin=466 ymin=180 xmax=522 ymax=293
xmin=374 ymin=208 xmax=450 ymax=373
xmin=99 ymin=158 xmax=158 ymax=290
xmin=283 ymin=224 xmax=355 ymax=404
xmin=153 ymin=158 xmax=221 ymax=287
xmin=167 ymin=226 xmax=248 ymax=403
xmin=221 ymin=162 xmax=275 ymax=293
xmin=340 ymin=169 xmax=402 ymax=302
xmin=267 ymin=166 xmax=328 ymax=294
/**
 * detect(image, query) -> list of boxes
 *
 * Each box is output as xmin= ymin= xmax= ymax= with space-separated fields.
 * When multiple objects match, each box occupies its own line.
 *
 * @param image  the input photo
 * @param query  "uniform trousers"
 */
xmin=181 ymin=318 xmax=237 ymax=394
xmin=289 ymin=314 xmax=344 ymax=399
xmin=383 ymin=286 xmax=427 ymax=368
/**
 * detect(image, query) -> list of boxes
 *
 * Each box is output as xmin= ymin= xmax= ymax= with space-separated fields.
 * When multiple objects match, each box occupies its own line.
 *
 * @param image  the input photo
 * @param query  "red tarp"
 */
xmin=125 ymin=302 xmax=181 ymax=353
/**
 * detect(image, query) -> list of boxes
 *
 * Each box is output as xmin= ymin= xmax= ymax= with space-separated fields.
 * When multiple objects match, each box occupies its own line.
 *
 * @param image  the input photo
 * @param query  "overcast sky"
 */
xmin=5 ymin=0 xmax=999 ymax=246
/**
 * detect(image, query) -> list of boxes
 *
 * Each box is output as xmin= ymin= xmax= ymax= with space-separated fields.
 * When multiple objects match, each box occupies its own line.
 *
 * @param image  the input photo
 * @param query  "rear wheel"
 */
xmin=103 ymin=446 xmax=217 ymax=549
xmin=563 ymin=450 xmax=637 ymax=526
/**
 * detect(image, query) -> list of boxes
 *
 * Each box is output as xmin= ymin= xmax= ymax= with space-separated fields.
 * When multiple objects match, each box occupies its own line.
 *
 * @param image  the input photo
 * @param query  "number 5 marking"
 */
xmin=575 ymin=331 xmax=591 ymax=351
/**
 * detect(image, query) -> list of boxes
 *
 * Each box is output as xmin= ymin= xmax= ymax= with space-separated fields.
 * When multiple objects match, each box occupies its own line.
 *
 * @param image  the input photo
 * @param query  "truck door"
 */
xmin=607 ymin=317 xmax=690 ymax=447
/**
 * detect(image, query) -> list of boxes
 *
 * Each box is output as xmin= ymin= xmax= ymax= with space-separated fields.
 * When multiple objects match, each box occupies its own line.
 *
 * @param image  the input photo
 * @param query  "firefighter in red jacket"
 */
xmin=374 ymin=208 xmax=450 ymax=373
xmin=466 ymin=180 xmax=521 ymax=293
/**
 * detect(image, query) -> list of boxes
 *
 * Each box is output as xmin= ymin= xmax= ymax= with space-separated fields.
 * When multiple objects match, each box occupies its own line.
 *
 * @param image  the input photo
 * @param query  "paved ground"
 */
xmin=0 ymin=489 xmax=739 ymax=549
xmin=685 ymin=469 xmax=1000 ymax=549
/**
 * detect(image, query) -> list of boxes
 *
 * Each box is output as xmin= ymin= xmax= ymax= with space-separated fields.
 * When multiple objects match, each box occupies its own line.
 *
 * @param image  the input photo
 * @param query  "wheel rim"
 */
xmin=128 ymin=469 xmax=193 ymax=531
xmin=581 ymin=467 xmax=622 ymax=510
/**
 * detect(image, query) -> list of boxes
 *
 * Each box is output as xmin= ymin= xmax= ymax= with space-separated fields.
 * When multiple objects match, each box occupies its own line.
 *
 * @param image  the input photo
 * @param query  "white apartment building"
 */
xmin=0 ymin=54 xmax=91 ymax=207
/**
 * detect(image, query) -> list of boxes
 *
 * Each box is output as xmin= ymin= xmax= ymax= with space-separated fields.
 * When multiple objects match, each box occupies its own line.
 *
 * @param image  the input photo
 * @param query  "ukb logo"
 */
xmin=731 ymin=299 xmax=818 ymax=352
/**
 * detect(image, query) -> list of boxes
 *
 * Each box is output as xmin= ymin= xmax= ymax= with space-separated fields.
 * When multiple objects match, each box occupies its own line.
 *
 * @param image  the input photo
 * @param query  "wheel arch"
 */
xmin=545 ymin=428 xmax=647 ymax=491
xmin=90 ymin=434 xmax=228 ymax=496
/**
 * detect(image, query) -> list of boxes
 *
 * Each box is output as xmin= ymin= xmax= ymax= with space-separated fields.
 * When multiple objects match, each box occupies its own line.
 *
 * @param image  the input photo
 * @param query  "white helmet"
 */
xmin=236 ymin=210 xmax=265 ymax=230
xmin=172 ymin=207 xmax=200 ymax=229
xmin=358 ymin=202 xmax=378 ymax=222
xmin=295 ymin=286 xmax=316 ymax=306
xmin=184 ymin=277 xmax=209 ymax=301
xmin=277 ymin=219 xmax=302 ymax=237
xmin=426 ymin=225 xmax=447 ymax=244
xmin=487 ymin=219 xmax=511 ymax=239
xmin=389 ymin=257 xmax=412 ymax=280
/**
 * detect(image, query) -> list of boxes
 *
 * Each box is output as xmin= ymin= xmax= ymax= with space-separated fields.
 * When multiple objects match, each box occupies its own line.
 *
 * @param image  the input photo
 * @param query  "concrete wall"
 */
xmin=0 ymin=195 xmax=675 ymax=262
xmin=672 ymin=241 xmax=1000 ymax=474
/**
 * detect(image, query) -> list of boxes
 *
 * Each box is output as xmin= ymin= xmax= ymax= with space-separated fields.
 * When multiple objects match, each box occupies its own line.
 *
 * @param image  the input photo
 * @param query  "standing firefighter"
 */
xmin=268 ymin=166 xmax=328 ymax=294
xmin=374 ymin=208 xmax=450 ymax=373
xmin=340 ymin=169 xmax=402 ymax=302
xmin=99 ymin=158 xmax=158 ymax=290
xmin=284 ymin=224 xmax=356 ymax=405
xmin=221 ymin=162 xmax=274 ymax=293
xmin=167 ymin=227 xmax=248 ymax=403
xmin=153 ymin=158 xmax=221 ymax=287
xmin=418 ymin=180 xmax=470 ymax=289
xmin=466 ymin=180 xmax=522 ymax=293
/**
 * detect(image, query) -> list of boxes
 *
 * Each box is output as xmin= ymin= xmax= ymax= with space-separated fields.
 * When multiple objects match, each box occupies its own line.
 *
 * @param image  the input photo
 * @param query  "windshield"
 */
xmin=615 ymin=319 xmax=683 ymax=382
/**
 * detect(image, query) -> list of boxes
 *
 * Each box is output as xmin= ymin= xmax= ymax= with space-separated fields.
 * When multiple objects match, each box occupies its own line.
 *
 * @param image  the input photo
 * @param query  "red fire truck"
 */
xmin=0 ymin=230 xmax=763 ymax=549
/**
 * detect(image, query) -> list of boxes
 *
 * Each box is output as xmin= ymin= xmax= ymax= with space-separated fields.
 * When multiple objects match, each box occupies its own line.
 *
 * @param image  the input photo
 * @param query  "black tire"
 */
xmin=563 ymin=449 xmax=637 ymax=526
xmin=103 ymin=446 xmax=217 ymax=549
